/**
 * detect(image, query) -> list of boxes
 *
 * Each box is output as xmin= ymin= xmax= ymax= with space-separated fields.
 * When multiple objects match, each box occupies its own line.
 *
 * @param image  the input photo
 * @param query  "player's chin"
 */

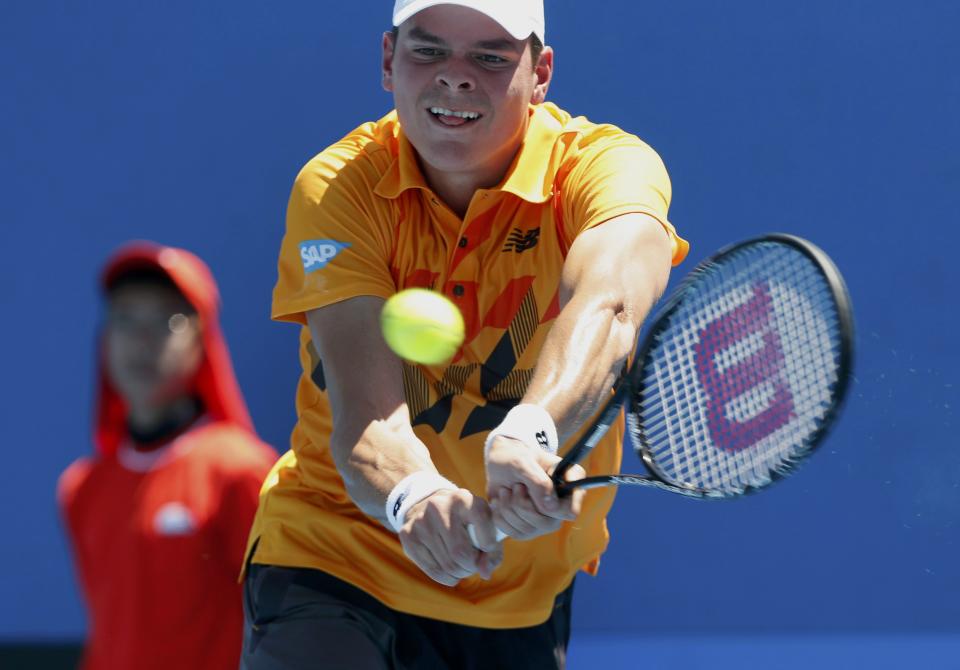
xmin=417 ymin=143 xmax=485 ymax=173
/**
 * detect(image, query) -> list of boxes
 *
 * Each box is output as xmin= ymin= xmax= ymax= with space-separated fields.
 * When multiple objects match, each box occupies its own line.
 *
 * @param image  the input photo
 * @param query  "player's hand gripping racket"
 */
xmin=473 ymin=234 xmax=854 ymax=544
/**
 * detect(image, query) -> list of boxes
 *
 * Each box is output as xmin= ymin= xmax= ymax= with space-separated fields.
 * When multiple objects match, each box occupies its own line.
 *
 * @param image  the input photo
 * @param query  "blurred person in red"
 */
xmin=58 ymin=242 xmax=277 ymax=670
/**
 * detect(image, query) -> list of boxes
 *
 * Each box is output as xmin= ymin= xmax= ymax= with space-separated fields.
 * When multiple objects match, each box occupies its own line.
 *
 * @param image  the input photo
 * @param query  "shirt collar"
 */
xmin=374 ymin=104 xmax=570 ymax=204
xmin=373 ymin=112 xmax=431 ymax=200
xmin=115 ymin=417 xmax=210 ymax=473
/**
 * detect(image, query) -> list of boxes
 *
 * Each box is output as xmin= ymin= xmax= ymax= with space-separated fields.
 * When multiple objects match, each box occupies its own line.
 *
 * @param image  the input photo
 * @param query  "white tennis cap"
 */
xmin=392 ymin=0 xmax=545 ymax=43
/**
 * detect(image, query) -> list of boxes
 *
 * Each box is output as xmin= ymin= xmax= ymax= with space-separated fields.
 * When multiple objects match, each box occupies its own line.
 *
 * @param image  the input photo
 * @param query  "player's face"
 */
xmin=383 ymin=5 xmax=552 ymax=183
xmin=104 ymin=283 xmax=202 ymax=410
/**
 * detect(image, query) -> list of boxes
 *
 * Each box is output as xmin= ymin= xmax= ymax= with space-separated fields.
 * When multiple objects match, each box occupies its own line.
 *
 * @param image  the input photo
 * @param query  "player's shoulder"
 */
xmin=294 ymin=111 xmax=400 ymax=196
xmin=540 ymin=102 xmax=660 ymax=159
xmin=56 ymin=456 xmax=97 ymax=509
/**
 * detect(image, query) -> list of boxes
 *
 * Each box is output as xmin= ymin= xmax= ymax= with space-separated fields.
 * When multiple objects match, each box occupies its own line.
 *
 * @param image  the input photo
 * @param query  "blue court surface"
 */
xmin=567 ymin=634 xmax=960 ymax=669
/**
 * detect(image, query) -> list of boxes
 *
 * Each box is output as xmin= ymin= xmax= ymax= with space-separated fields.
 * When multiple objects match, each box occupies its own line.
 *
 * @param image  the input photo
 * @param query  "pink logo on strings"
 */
xmin=693 ymin=282 xmax=795 ymax=452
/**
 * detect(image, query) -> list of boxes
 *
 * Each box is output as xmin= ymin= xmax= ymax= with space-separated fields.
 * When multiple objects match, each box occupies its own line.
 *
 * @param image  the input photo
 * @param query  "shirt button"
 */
xmin=458 ymin=236 xmax=468 ymax=248
xmin=452 ymin=284 xmax=464 ymax=297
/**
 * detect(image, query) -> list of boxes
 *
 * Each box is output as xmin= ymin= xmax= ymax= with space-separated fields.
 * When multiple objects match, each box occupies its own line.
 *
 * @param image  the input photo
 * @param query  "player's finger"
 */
xmin=557 ymin=462 xmax=588 ymax=516
xmin=487 ymin=436 xmax=559 ymax=515
xmin=514 ymin=453 xmax=562 ymax=517
xmin=475 ymin=541 xmax=503 ymax=580
xmin=462 ymin=497 xmax=505 ymax=579
xmin=425 ymin=511 xmax=480 ymax=580
xmin=507 ymin=483 xmax=562 ymax=534
xmin=429 ymin=492 xmax=485 ymax=578
xmin=401 ymin=534 xmax=461 ymax=586
xmin=463 ymin=496 xmax=501 ymax=553
xmin=424 ymin=530 xmax=475 ymax=581
xmin=404 ymin=494 xmax=475 ymax=582
xmin=545 ymin=458 xmax=587 ymax=520
xmin=436 ymin=527 xmax=481 ymax=579
xmin=491 ymin=488 xmax=538 ymax=537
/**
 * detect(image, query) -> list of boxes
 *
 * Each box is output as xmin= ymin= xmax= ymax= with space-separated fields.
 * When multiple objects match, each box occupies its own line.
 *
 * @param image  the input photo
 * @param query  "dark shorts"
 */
xmin=240 ymin=563 xmax=574 ymax=670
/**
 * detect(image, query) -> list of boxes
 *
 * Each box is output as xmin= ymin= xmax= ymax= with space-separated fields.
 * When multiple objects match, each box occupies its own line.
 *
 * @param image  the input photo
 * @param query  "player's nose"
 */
xmin=435 ymin=67 xmax=475 ymax=91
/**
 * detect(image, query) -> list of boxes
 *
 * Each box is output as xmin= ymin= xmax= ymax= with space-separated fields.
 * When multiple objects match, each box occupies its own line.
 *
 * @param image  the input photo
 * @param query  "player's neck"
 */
xmin=419 ymin=146 xmax=521 ymax=219
xmin=126 ymin=395 xmax=203 ymax=451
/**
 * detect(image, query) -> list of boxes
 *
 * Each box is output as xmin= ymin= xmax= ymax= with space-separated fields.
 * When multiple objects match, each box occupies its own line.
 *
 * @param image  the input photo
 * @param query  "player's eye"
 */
xmin=413 ymin=47 xmax=444 ymax=57
xmin=475 ymin=54 xmax=509 ymax=65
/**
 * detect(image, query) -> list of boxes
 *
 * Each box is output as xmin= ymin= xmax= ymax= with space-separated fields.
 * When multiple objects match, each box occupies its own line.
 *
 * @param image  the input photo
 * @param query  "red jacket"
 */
xmin=58 ymin=242 xmax=276 ymax=670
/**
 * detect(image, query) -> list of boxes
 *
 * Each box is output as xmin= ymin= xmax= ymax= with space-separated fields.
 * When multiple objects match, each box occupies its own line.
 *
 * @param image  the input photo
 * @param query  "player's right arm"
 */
xmin=305 ymin=299 xmax=502 ymax=586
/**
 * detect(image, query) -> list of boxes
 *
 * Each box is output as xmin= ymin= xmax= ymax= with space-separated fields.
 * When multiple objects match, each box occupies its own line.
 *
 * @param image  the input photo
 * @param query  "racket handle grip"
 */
xmin=467 ymin=523 xmax=507 ymax=547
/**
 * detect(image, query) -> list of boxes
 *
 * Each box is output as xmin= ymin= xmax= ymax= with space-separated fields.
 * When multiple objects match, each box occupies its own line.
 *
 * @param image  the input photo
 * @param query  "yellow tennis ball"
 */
xmin=381 ymin=289 xmax=465 ymax=365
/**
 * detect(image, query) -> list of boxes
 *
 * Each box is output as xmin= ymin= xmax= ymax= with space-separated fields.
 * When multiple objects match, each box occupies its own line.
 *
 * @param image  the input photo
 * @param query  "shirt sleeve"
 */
xmin=272 ymin=144 xmax=398 ymax=325
xmin=559 ymin=137 xmax=689 ymax=266
xmin=56 ymin=458 xmax=94 ymax=605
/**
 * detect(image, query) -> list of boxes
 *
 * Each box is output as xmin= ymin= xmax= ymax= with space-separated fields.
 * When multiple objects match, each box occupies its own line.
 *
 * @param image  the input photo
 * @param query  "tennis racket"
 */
xmin=472 ymin=234 xmax=853 ymax=544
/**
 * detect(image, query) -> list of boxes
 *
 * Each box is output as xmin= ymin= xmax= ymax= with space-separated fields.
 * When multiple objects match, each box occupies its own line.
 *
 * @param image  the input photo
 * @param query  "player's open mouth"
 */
xmin=428 ymin=107 xmax=482 ymax=127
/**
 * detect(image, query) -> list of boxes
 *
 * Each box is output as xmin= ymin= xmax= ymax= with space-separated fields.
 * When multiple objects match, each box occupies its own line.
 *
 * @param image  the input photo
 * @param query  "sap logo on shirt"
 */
xmin=153 ymin=502 xmax=197 ymax=536
xmin=300 ymin=240 xmax=351 ymax=274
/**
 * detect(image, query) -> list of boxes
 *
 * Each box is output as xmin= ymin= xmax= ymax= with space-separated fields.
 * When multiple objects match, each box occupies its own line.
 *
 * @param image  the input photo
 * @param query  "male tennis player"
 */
xmin=241 ymin=1 xmax=689 ymax=667
xmin=58 ymin=242 xmax=276 ymax=670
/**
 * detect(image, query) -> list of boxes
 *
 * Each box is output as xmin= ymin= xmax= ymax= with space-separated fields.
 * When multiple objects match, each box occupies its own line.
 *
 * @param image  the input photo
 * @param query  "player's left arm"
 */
xmin=485 ymin=213 xmax=673 ymax=539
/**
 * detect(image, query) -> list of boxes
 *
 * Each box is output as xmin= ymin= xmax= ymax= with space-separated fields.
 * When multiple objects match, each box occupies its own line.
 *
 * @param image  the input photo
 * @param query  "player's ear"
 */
xmin=382 ymin=30 xmax=396 ymax=93
xmin=530 ymin=45 xmax=553 ymax=104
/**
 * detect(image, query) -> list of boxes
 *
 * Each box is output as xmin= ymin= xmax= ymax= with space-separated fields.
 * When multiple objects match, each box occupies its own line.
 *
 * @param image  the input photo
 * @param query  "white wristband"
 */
xmin=385 ymin=471 xmax=458 ymax=533
xmin=484 ymin=404 xmax=559 ymax=458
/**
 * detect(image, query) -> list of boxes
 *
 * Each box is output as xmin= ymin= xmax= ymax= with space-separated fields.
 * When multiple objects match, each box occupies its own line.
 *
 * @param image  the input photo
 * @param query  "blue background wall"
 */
xmin=2 ymin=0 xmax=958 ymax=640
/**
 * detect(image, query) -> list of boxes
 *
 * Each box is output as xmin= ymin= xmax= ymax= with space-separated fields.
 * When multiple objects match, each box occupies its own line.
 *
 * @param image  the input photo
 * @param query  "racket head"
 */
xmin=628 ymin=234 xmax=854 ymax=498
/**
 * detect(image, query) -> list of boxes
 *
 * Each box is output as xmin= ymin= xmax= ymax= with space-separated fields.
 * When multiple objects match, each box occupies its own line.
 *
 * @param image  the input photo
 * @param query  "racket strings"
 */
xmin=634 ymin=242 xmax=845 ymax=495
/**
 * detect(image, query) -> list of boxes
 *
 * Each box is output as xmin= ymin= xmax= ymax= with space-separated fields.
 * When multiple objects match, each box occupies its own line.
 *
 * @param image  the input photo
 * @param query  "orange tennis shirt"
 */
xmin=246 ymin=102 xmax=689 ymax=628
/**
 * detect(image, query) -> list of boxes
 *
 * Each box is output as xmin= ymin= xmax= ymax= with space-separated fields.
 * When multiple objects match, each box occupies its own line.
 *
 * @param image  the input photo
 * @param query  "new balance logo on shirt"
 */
xmin=502 ymin=227 xmax=540 ymax=253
